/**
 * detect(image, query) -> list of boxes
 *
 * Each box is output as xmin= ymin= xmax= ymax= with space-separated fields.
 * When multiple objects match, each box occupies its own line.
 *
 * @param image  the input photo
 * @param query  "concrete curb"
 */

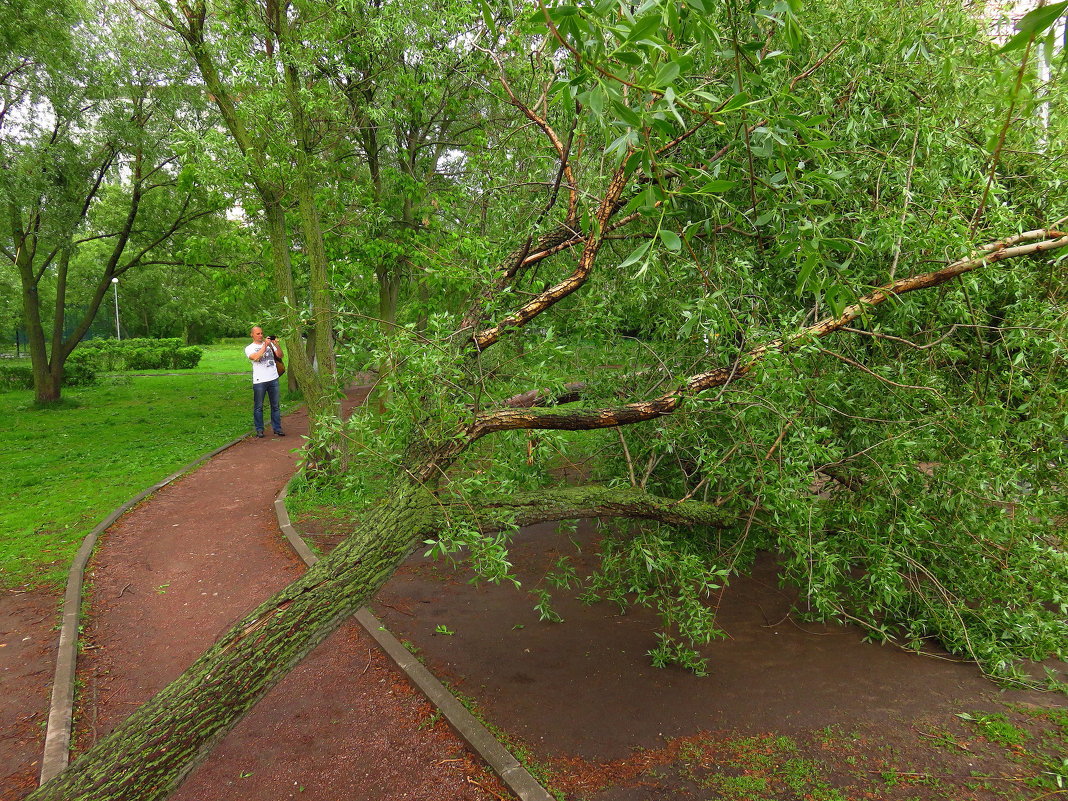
xmin=274 ymin=482 xmax=555 ymax=801
xmin=39 ymin=434 xmax=252 ymax=785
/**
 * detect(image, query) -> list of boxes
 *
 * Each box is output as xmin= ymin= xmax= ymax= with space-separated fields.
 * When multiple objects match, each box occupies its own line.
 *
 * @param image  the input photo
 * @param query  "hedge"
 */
xmin=76 ymin=338 xmax=203 ymax=371
xmin=0 ymin=351 xmax=97 ymax=392
xmin=64 ymin=350 xmax=98 ymax=386
xmin=0 ymin=363 xmax=33 ymax=391
xmin=0 ymin=339 xmax=200 ymax=393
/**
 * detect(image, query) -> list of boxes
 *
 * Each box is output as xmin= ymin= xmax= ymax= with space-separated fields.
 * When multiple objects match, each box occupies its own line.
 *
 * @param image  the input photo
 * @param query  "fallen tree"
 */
xmin=28 ymin=223 xmax=1068 ymax=800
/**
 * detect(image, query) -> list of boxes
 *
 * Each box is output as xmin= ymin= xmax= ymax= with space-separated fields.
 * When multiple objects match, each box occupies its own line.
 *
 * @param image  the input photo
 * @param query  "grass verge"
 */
xmin=0 ymin=369 xmax=276 ymax=589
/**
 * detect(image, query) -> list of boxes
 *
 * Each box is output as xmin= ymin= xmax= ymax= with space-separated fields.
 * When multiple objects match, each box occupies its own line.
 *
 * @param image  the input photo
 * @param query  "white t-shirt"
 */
xmin=245 ymin=340 xmax=279 ymax=384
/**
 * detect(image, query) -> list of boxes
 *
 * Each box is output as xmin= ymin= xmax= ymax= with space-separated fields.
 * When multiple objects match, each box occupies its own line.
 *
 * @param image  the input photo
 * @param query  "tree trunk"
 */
xmin=23 ymin=294 xmax=59 ymax=404
xmin=373 ymin=262 xmax=400 ymax=414
xmin=19 ymin=260 xmax=60 ymax=404
xmin=260 ymin=200 xmax=327 ymax=419
xmin=33 ymin=362 xmax=61 ymax=404
xmin=280 ymin=24 xmax=338 ymax=410
xmin=12 ymin=203 xmax=59 ymax=404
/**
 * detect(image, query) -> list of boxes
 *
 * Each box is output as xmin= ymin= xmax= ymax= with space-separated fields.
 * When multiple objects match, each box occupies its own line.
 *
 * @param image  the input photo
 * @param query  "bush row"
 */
xmin=0 ymin=338 xmax=203 ymax=392
xmin=76 ymin=338 xmax=204 ymax=371
xmin=0 ymin=350 xmax=98 ymax=392
xmin=0 ymin=364 xmax=33 ymax=391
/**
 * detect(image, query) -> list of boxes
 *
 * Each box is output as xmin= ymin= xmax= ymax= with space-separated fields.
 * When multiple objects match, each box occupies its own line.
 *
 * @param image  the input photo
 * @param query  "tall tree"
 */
xmin=148 ymin=0 xmax=498 ymax=418
xmin=146 ymin=0 xmax=351 ymax=425
xmin=319 ymin=0 xmax=496 ymax=387
xmin=28 ymin=0 xmax=1068 ymax=797
xmin=0 ymin=1 xmax=225 ymax=402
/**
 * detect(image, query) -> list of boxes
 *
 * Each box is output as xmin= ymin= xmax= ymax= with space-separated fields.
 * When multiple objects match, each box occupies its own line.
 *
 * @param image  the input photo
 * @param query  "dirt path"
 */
xmin=0 ymin=592 xmax=57 ymax=801
xmin=68 ymin=392 xmax=507 ymax=801
xmin=310 ymin=518 xmax=1067 ymax=800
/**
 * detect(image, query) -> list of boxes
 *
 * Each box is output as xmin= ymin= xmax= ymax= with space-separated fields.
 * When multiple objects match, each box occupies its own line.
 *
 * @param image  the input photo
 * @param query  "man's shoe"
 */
xmin=274 ymin=430 xmax=286 ymax=436
xmin=256 ymin=431 xmax=265 ymax=438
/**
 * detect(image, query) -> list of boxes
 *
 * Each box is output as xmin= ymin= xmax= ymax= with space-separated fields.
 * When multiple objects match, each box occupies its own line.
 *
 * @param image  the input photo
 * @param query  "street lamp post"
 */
xmin=111 ymin=277 xmax=121 ymax=340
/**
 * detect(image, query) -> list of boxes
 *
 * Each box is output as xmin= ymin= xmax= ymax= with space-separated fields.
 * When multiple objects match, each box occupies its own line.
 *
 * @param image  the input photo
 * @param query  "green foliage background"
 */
xmin=287 ymin=0 xmax=1068 ymax=682
xmin=1 ymin=0 xmax=1065 ymax=685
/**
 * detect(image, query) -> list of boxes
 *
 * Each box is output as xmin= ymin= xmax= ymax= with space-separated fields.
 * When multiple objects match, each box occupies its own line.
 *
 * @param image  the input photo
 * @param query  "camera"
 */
xmin=267 ymin=335 xmax=277 ymax=341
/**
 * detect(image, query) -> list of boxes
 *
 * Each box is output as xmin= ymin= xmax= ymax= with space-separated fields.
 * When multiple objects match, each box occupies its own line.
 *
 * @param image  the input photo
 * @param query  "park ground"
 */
xmin=0 ymin=365 xmax=1066 ymax=801
xmin=301 ymin=512 xmax=1068 ymax=801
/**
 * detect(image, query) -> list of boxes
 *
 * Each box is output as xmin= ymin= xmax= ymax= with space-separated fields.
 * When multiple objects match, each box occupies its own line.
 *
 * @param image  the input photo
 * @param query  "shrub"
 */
xmin=124 ymin=346 xmax=166 ymax=370
xmin=76 ymin=340 xmax=122 ymax=371
xmin=121 ymin=337 xmax=182 ymax=351
xmin=174 ymin=346 xmax=204 ymax=369
xmin=64 ymin=351 xmax=98 ymax=387
xmin=0 ymin=363 xmax=33 ymax=391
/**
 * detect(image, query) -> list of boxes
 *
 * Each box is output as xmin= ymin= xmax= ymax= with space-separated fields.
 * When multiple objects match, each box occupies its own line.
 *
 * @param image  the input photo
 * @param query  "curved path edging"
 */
xmin=39 ymin=433 xmax=251 ymax=785
xmin=274 ymin=481 xmax=555 ymax=801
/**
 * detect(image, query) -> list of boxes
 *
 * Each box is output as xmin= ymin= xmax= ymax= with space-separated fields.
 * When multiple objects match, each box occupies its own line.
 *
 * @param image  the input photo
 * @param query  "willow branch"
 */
xmin=471 ymin=159 xmax=633 ymax=351
xmin=496 ymin=71 xmax=578 ymax=229
xmin=467 ymin=228 xmax=1068 ymax=440
xmin=439 ymin=486 xmax=735 ymax=531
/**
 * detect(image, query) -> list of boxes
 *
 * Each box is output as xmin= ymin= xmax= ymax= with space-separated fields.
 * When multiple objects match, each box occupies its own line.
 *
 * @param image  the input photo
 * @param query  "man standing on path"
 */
xmin=245 ymin=326 xmax=286 ymax=438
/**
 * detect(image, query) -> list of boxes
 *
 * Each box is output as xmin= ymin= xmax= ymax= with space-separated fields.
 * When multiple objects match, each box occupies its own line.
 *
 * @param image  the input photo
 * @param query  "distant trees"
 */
xmin=0 ymin=0 xmax=228 ymax=401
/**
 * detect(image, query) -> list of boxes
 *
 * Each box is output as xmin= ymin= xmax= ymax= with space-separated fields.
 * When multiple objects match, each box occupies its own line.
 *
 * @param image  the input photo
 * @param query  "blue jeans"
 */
xmin=253 ymin=378 xmax=282 ymax=433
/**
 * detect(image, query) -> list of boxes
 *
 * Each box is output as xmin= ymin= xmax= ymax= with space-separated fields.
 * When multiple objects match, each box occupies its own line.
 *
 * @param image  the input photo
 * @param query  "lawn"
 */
xmin=190 ymin=340 xmax=254 ymax=373
xmin=0 ymin=365 xmax=273 ymax=589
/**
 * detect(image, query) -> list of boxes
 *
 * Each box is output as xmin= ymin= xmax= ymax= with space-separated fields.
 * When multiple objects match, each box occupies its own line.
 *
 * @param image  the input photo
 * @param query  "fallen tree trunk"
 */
xmin=28 ymin=484 xmax=436 ymax=801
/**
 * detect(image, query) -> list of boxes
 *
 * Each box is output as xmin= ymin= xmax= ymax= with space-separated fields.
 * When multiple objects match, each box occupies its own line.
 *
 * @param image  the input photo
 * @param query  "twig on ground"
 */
xmin=361 ymin=648 xmax=373 ymax=676
xmin=466 ymin=776 xmax=511 ymax=801
xmin=374 ymin=601 xmax=415 ymax=617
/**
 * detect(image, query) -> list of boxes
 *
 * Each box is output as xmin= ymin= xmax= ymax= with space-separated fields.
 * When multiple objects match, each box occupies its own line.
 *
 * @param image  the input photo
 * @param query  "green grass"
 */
xmin=0 ymin=370 xmax=270 ymax=589
xmin=960 ymin=707 xmax=1068 ymax=793
xmin=191 ymin=343 xmax=254 ymax=373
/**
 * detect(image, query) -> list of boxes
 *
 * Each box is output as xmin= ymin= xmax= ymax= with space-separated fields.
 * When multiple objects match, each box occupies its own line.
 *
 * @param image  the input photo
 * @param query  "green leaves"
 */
xmin=477 ymin=0 xmax=496 ymax=34
xmin=701 ymin=178 xmax=736 ymax=194
xmin=999 ymin=1 xmax=1068 ymax=53
xmin=659 ymin=229 xmax=682 ymax=252
xmin=281 ymin=0 xmax=1068 ymax=687
xmin=718 ymin=91 xmax=753 ymax=113
xmin=623 ymin=12 xmax=662 ymax=46
xmin=611 ymin=99 xmax=643 ymax=128
xmin=619 ymin=240 xmax=653 ymax=269
xmin=653 ymin=59 xmax=681 ymax=87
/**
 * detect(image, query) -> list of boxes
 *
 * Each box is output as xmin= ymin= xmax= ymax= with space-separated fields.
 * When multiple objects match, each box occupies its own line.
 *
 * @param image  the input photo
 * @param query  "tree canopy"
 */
xmin=0 ymin=0 xmax=236 ymax=400
xmin=23 ymin=0 xmax=1068 ymax=798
